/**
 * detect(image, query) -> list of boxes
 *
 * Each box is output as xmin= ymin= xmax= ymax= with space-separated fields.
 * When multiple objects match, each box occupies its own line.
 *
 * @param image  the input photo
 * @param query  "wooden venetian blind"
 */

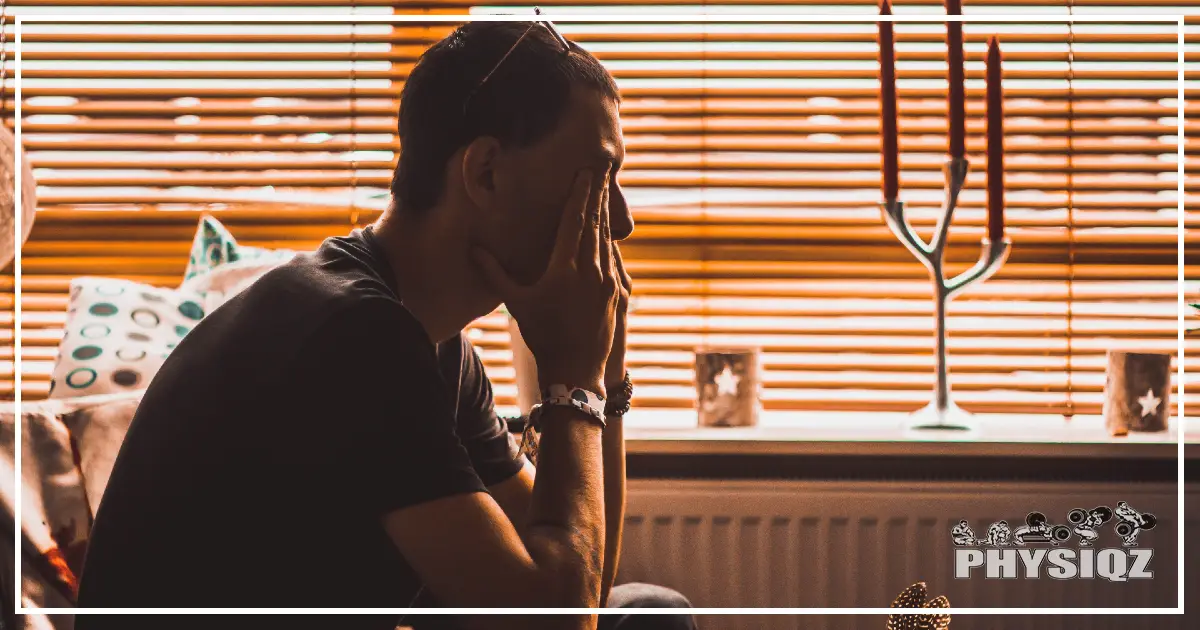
xmin=2 ymin=1 xmax=1197 ymax=419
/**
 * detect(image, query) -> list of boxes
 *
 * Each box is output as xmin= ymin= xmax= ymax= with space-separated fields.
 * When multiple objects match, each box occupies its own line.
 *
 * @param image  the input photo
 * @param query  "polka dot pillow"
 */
xmin=180 ymin=215 xmax=296 ymax=311
xmin=48 ymin=277 xmax=207 ymax=399
xmin=182 ymin=215 xmax=295 ymax=285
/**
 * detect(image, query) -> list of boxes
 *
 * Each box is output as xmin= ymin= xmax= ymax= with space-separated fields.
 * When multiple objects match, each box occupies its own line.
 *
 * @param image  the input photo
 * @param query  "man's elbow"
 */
xmin=470 ymin=613 xmax=595 ymax=630
xmin=465 ymin=566 xmax=600 ymax=630
xmin=522 ymin=523 xmax=604 ymax=608
xmin=541 ymin=560 xmax=602 ymax=610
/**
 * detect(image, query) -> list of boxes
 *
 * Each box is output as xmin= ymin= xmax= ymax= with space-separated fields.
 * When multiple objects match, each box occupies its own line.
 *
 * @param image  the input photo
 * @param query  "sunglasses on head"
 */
xmin=462 ymin=7 xmax=572 ymax=116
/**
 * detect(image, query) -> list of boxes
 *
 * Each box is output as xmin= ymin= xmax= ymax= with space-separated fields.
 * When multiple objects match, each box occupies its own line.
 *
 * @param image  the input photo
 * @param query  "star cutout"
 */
xmin=1136 ymin=388 xmax=1161 ymax=418
xmin=713 ymin=365 xmax=740 ymax=397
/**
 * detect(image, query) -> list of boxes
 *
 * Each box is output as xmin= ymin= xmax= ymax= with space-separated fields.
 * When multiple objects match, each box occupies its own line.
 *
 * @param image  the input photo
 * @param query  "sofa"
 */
xmin=1 ymin=215 xmax=299 ymax=627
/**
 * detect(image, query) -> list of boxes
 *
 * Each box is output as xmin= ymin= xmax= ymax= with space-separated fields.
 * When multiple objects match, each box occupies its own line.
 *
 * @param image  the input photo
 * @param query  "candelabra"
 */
xmin=882 ymin=157 xmax=1012 ymax=433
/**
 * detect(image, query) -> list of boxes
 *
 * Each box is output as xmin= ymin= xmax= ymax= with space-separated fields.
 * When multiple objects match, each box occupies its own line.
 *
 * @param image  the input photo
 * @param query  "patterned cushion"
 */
xmin=0 ymin=408 xmax=91 ymax=601
xmin=60 ymin=396 xmax=141 ymax=517
xmin=181 ymin=215 xmax=295 ymax=310
xmin=48 ymin=278 xmax=206 ymax=400
xmin=181 ymin=256 xmax=294 ymax=313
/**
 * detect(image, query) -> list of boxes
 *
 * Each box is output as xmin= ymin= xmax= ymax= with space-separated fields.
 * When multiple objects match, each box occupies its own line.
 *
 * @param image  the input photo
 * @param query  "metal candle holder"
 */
xmin=882 ymin=157 xmax=1012 ymax=433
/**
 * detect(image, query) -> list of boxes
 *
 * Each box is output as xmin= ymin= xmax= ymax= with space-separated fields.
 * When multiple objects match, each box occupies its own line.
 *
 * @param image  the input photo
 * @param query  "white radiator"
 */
xmin=619 ymin=479 xmax=1197 ymax=630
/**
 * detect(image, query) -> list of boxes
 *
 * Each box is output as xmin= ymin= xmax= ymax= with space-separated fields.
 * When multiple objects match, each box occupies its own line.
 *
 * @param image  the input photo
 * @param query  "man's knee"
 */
xmin=609 ymin=582 xmax=693 ymax=609
xmin=602 ymin=583 xmax=697 ymax=630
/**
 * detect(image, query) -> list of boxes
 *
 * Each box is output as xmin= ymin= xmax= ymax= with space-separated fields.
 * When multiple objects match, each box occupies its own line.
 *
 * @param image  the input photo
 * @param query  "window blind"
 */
xmin=2 ymin=1 xmax=1196 ymax=419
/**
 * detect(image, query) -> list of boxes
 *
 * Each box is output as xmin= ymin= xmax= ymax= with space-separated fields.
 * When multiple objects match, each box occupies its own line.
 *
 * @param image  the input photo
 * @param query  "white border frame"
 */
xmin=11 ymin=10 xmax=1187 ymax=617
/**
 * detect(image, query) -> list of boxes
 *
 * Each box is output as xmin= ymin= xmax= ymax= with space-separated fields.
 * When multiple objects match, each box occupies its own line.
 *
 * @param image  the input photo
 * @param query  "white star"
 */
xmin=713 ymin=365 xmax=740 ymax=397
xmin=1137 ymin=388 xmax=1161 ymax=417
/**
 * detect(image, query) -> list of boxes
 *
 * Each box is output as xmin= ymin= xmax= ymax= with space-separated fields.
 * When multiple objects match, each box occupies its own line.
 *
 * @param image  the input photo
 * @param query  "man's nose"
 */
xmin=609 ymin=185 xmax=634 ymax=241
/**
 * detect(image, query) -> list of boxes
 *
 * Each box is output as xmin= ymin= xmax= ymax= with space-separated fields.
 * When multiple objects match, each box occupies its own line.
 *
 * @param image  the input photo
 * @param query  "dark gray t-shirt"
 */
xmin=76 ymin=227 xmax=523 ymax=629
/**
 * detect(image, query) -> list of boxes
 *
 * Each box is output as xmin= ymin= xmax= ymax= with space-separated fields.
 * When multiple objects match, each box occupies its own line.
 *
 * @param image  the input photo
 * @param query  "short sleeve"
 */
xmin=300 ymin=299 xmax=487 ymax=516
xmin=452 ymin=335 xmax=525 ymax=486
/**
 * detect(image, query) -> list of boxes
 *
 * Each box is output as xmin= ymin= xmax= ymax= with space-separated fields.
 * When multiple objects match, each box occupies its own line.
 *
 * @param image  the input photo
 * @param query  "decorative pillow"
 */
xmin=0 ymin=408 xmax=91 ymax=600
xmin=182 ymin=215 xmax=296 ymax=282
xmin=60 ymin=395 xmax=141 ymax=517
xmin=181 ymin=257 xmax=294 ymax=313
xmin=181 ymin=215 xmax=295 ymax=310
xmin=48 ymin=277 xmax=206 ymax=400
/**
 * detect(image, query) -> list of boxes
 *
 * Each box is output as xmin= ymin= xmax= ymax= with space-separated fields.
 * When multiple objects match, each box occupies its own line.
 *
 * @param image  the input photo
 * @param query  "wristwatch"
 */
xmin=519 ymin=384 xmax=609 ymax=465
xmin=529 ymin=384 xmax=607 ymax=430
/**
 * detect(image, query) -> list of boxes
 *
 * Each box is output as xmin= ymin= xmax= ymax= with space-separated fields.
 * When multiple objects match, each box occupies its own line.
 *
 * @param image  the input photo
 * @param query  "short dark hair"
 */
xmin=391 ymin=21 xmax=620 ymax=214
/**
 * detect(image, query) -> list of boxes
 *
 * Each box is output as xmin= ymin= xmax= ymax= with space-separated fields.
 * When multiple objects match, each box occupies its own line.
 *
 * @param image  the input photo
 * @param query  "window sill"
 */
xmin=622 ymin=409 xmax=1196 ymax=461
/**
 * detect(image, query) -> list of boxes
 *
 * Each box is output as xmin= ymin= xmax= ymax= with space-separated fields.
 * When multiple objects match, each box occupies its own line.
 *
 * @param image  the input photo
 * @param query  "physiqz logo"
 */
xmin=952 ymin=501 xmax=1156 ymax=582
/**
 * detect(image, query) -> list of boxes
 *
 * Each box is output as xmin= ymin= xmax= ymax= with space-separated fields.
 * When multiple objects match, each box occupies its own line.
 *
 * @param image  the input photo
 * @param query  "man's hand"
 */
xmin=598 ymin=202 xmax=632 ymax=609
xmin=473 ymin=170 xmax=618 ymax=397
xmin=604 ymin=241 xmax=633 ymax=391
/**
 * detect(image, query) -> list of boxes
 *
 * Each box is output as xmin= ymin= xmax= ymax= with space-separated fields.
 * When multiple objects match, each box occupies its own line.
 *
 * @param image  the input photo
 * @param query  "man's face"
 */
xmin=475 ymin=86 xmax=631 ymax=287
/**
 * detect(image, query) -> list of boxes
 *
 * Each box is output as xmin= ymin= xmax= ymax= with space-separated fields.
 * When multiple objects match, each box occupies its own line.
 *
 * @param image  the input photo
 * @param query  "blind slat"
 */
xmin=5 ymin=1 xmax=1189 ymax=418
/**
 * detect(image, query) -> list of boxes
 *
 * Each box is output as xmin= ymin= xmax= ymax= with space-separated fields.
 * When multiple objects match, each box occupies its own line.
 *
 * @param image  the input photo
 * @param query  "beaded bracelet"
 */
xmin=604 ymin=370 xmax=633 ymax=417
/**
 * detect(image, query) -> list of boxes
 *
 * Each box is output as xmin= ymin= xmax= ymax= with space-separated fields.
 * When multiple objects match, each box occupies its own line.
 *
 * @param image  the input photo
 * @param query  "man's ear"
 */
xmin=460 ymin=136 xmax=505 ymax=211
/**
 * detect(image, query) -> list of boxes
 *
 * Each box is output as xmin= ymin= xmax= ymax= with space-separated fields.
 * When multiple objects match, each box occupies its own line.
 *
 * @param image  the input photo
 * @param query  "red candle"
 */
xmin=985 ymin=36 xmax=1005 ymax=242
xmin=945 ymin=0 xmax=966 ymax=159
xmin=878 ymin=0 xmax=899 ymax=201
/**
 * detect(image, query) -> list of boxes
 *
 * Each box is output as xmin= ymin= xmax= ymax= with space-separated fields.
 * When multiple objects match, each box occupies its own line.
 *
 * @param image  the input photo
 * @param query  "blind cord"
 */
xmin=701 ymin=5 xmax=711 ymax=349
xmin=1066 ymin=1 xmax=1077 ymax=419
xmin=1 ymin=0 xmax=8 ymax=123
xmin=349 ymin=1 xmax=360 ymax=227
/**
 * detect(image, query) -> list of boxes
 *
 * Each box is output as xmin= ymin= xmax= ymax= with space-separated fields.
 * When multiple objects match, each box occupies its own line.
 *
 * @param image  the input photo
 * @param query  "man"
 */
xmin=76 ymin=18 xmax=697 ymax=630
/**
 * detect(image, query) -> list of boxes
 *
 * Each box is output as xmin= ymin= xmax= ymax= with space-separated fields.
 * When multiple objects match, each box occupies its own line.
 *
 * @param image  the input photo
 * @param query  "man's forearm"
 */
xmin=523 ymin=405 xmax=607 ymax=612
xmin=598 ymin=414 xmax=626 ymax=607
